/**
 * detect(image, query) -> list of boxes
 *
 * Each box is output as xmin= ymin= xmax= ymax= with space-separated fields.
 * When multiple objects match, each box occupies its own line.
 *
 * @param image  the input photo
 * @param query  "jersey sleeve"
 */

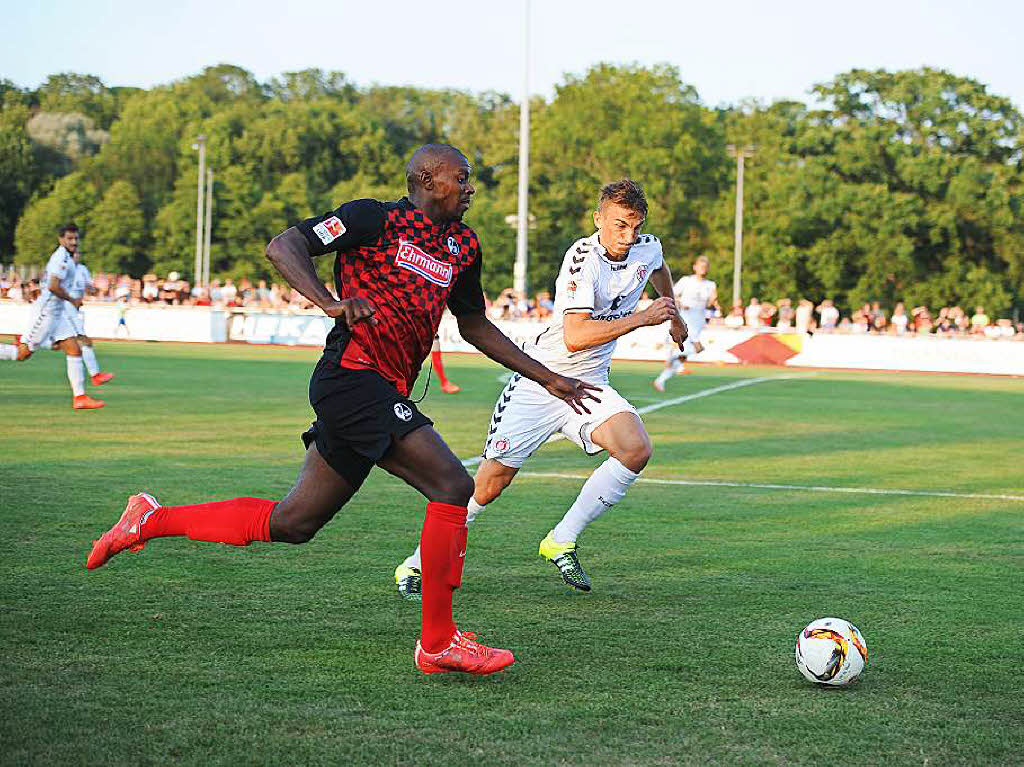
xmin=651 ymin=239 xmax=664 ymax=271
xmin=47 ymin=250 xmax=70 ymax=280
xmin=447 ymin=249 xmax=486 ymax=316
xmin=295 ymin=198 xmax=386 ymax=257
xmin=563 ymin=249 xmax=598 ymax=314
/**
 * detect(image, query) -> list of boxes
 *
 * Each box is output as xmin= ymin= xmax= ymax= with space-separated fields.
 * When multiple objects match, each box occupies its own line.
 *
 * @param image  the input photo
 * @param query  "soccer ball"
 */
xmin=795 ymin=617 xmax=868 ymax=686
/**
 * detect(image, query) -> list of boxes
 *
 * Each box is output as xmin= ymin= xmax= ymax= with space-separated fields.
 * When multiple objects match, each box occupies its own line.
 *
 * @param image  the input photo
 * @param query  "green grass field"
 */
xmin=2 ymin=342 xmax=1022 ymax=765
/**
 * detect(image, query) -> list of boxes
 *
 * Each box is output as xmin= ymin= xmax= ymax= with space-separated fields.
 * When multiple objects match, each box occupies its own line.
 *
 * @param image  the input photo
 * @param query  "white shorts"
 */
xmin=69 ymin=304 xmax=87 ymax=336
xmin=483 ymin=375 xmax=638 ymax=468
xmin=22 ymin=297 xmax=76 ymax=351
xmin=668 ymin=311 xmax=706 ymax=359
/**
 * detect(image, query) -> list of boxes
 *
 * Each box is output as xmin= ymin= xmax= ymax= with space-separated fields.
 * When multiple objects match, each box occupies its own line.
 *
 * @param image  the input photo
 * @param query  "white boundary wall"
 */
xmin=2 ymin=301 xmax=1022 ymax=376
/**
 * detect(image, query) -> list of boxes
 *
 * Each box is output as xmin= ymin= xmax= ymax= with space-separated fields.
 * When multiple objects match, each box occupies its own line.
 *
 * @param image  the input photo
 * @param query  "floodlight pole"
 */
xmin=727 ymin=144 xmax=755 ymax=306
xmin=512 ymin=0 xmax=530 ymax=297
xmin=193 ymin=135 xmax=207 ymax=288
xmin=203 ymin=167 xmax=213 ymax=290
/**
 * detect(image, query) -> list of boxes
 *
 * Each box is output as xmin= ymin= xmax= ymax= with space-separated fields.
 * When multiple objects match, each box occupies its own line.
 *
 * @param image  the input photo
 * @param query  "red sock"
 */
xmin=431 ymin=349 xmax=451 ymax=387
xmin=140 ymin=497 xmax=275 ymax=545
xmin=419 ymin=501 xmax=468 ymax=653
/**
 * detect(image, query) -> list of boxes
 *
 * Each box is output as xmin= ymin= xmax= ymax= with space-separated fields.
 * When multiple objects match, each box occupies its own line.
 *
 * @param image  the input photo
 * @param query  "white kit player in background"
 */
xmin=0 ymin=223 xmax=105 ymax=409
xmin=67 ymin=250 xmax=115 ymax=386
xmin=653 ymin=255 xmax=718 ymax=391
xmin=394 ymin=180 xmax=689 ymax=597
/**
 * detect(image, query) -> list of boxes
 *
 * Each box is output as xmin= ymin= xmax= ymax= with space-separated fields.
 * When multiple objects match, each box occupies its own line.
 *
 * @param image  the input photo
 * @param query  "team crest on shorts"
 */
xmin=492 ymin=438 xmax=509 ymax=453
xmin=394 ymin=403 xmax=413 ymax=422
xmin=447 ymin=236 xmax=460 ymax=255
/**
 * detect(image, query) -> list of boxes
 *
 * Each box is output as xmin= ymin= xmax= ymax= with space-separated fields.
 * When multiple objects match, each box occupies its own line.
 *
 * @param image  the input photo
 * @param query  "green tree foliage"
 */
xmin=0 ymin=102 xmax=39 ymax=257
xmin=14 ymin=171 xmax=99 ymax=261
xmin=85 ymin=180 xmax=145 ymax=274
xmin=3 ymin=64 xmax=1020 ymax=316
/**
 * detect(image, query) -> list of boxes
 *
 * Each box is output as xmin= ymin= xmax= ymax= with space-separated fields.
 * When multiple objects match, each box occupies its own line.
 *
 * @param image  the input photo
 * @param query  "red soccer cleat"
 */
xmin=439 ymin=381 xmax=461 ymax=394
xmin=86 ymin=492 xmax=160 ymax=570
xmin=415 ymin=631 xmax=515 ymax=675
xmin=73 ymin=394 xmax=105 ymax=409
xmin=91 ymin=371 xmax=115 ymax=385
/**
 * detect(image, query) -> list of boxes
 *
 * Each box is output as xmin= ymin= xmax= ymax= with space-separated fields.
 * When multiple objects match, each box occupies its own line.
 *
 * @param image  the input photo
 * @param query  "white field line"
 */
xmin=516 ymin=472 xmax=1024 ymax=503
xmin=461 ymin=374 xmax=816 ymax=468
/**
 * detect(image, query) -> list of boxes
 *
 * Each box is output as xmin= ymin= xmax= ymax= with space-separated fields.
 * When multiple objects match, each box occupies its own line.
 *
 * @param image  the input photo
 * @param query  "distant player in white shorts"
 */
xmin=66 ymin=250 xmax=114 ymax=386
xmin=653 ymin=255 xmax=718 ymax=390
xmin=0 ymin=223 xmax=105 ymax=409
xmin=395 ymin=180 xmax=689 ymax=596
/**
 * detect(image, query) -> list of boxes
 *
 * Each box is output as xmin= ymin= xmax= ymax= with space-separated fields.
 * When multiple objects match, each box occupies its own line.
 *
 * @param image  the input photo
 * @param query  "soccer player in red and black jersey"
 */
xmin=85 ymin=144 xmax=598 ymax=675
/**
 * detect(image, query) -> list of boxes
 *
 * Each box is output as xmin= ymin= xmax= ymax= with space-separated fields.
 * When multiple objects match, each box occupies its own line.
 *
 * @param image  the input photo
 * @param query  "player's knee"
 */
xmin=614 ymin=438 xmax=652 ymax=473
xmin=431 ymin=468 xmax=474 ymax=506
xmin=271 ymin=516 xmax=319 ymax=544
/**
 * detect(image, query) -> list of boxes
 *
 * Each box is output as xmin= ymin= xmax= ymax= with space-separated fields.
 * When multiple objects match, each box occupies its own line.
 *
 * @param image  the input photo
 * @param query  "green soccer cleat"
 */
xmin=538 ymin=531 xmax=591 ymax=592
xmin=395 ymin=564 xmax=421 ymax=601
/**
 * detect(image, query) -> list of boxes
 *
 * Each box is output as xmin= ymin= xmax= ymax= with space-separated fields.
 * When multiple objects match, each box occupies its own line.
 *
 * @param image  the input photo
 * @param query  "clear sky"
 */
xmin=3 ymin=0 xmax=1023 ymax=109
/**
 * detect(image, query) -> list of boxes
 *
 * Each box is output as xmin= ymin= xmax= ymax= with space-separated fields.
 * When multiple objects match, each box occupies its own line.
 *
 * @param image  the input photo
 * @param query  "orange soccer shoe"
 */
xmin=91 ymin=371 xmax=115 ymax=385
xmin=415 ymin=631 xmax=515 ymax=675
xmin=73 ymin=394 xmax=105 ymax=409
xmin=86 ymin=493 xmax=160 ymax=570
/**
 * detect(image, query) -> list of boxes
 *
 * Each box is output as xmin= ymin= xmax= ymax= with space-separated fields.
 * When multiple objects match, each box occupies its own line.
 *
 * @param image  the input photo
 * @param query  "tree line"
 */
xmin=1 ymin=64 xmax=1021 ymax=314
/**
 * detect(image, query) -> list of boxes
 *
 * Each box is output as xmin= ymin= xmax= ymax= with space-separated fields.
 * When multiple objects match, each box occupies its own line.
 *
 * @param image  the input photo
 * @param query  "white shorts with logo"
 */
xmin=483 ymin=374 xmax=638 ymax=468
xmin=22 ymin=297 xmax=76 ymax=351
xmin=667 ymin=310 xmax=706 ymax=359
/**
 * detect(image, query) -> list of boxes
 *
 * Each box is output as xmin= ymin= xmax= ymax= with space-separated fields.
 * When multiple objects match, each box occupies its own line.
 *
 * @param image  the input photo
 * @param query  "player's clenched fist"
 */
xmin=325 ymin=297 xmax=378 ymax=328
xmin=640 ymin=296 xmax=678 ymax=326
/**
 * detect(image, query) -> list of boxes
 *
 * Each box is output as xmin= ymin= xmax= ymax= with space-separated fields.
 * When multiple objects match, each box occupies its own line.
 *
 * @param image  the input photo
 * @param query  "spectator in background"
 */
xmin=911 ymin=306 xmax=933 ymax=334
xmin=775 ymin=298 xmax=794 ymax=329
xmin=724 ymin=299 xmax=745 ymax=328
xmin=795 ymin=299 xmax=814 ymax=334
xmin=816 ymin=299 xmax=839 ymax=331
xmin=535 ymin=291 xmax=554 ymax=319
xmin=758 ymin=299 xmax=776 ymax=327
xmin=970 ymin=306 xmax=990 ymax=335
xmin=141 ymin=274 xmax=159 ymax=303
xmin=891 ymin=302 xmax=908 ymax=335
xmin=744 ymin=297 xmax=761 ymax=328
xmin=934 ymin=307 xmax=956 ymax=336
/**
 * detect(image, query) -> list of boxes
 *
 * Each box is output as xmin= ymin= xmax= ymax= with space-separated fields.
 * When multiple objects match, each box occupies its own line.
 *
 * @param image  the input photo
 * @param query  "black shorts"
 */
xmin=301 ymin=358 xmax=432 ymax=489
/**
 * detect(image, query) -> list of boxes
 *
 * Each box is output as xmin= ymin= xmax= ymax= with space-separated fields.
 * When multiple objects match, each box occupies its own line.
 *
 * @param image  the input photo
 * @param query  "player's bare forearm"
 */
xmin=455 ymin=312 xmax=558 ymax=386
xmin=48 ymin=276 xmax=77 ymax=305
xmin=265 ymin=227 xmax=337 ymax=310
xmin=649 ymin=264 xmax=674 ymax=301
xmin=562 ymin=312 xmax=646 ymax=352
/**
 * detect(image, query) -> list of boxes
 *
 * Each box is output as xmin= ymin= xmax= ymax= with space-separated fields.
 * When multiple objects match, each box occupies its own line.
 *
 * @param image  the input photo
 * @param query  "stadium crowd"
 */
xmin=1 ymin=267 xmax=1020 ymax=339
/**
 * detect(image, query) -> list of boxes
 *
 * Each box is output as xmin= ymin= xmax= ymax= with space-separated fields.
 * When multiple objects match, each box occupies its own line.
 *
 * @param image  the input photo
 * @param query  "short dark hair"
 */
xmin=598 ymin=180 xmax=647 ymax=217
xmin=58 ymin=223 xmax=79 ymax=236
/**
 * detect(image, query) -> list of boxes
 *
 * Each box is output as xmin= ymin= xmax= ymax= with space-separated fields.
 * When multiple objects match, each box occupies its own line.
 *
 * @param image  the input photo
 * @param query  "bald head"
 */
xmin=405 ymin=144 xmax=467 ymax=193
xmin=404 ymin=143 xmax=475 ymax=223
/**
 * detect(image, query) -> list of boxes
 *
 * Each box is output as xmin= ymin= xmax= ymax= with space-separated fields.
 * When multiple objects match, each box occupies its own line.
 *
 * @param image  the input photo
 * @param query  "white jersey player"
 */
xmin=0 ymin=224 xmax=105 ymax=408
xmin=653 ymin=255 xmax=718 ymax=390
xmin=64 ymin=253 xmax=114 ymax=385
xmin=395 ymin=180 xmax=688 ymax=596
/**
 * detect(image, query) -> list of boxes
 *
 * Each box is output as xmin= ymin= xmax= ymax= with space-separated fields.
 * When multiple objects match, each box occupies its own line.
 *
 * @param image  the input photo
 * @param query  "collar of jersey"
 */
xmin=585 ymin=232 xmax=631 ymax=264
xmin=398 ymin=196 xmax=449 ymax=232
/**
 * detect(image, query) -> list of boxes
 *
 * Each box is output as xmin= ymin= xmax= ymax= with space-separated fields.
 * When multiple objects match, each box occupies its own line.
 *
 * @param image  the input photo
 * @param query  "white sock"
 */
xmin=81 ymin=345 xmax=100 ymax=376
xmin=670 ymin=356 xmax=685 ymax=374
xmin=466 ymin=497 xmax=485 ymax=524
xmin=0 ymin=344 xmax=17 ymax=361
xmin=403 ymin=498 xmax=487 ymax=571
xmin=654 ymin=367 xmax=673 ymax=387
xmin=552 ymin=457 xmax=640 ymax=544
xmin=66 ymin=355 xmax=86 ymax=397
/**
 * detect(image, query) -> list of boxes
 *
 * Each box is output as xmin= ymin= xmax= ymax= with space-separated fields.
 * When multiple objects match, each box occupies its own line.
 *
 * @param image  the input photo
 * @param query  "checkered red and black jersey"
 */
xmin=296 ymin=197 xmax=485 ymax=396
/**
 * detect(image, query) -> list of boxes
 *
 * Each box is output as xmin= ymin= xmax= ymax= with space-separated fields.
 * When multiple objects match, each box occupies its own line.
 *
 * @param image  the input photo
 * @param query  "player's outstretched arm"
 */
xmin=266 ymin=228 xmax=376 ymax=328
xmin=456 ymin=312 xmax=600 ymax=414
xmin=562 ymin=297 xmax=681 ymax=352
